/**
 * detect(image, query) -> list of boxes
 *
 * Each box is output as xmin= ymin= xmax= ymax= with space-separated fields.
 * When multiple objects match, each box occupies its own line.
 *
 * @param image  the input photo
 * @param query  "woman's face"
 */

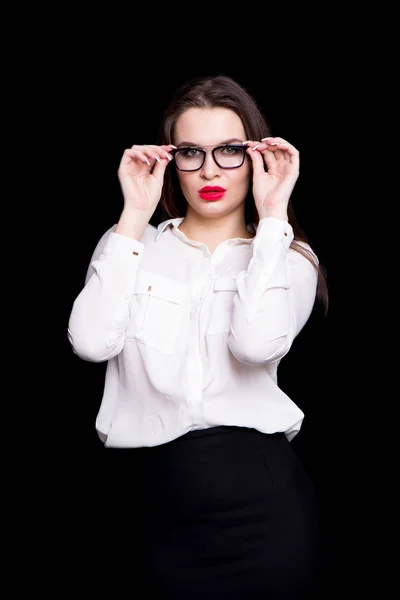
xmin=172 ymin=107 xmax=251 ymax=220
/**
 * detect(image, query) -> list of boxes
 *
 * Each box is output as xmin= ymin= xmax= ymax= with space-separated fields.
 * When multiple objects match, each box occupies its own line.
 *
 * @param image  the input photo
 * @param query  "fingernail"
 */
xmin=252 ymin=144 xmax=260 ymax=151
xmin=169 ymin=144 xmax=177 ymax=149
xmin=261 ymin=137 xmax=271 ymax=141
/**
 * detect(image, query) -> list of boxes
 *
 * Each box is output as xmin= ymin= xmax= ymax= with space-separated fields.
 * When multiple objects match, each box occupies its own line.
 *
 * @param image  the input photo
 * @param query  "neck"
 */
xmin=178 ymin=208 xmax=253 ymax=252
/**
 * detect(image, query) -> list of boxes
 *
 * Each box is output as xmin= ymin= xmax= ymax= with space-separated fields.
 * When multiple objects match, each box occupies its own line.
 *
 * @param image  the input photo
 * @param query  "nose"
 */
xmin=200 ymin=150 xmax=220 ymax=179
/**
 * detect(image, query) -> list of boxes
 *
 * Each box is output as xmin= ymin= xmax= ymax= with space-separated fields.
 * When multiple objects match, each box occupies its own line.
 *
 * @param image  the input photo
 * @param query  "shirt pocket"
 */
xmin=207 ymin=275 xmax=238 ymax=334
xmin=127 ymin=269 xmax=187 ymax=354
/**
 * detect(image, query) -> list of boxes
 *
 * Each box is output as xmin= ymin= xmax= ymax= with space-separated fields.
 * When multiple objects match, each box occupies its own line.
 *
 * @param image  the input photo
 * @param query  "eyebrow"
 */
xmin=176 ymin=138 xmax=244 ymax=148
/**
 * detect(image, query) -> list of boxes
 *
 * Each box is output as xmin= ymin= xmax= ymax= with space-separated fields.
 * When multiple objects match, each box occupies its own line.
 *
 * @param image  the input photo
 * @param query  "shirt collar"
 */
xmin=155 ymin=217 xmax=256 ymax=244
xmin=156 ymin=218 xmax=185 ymax=241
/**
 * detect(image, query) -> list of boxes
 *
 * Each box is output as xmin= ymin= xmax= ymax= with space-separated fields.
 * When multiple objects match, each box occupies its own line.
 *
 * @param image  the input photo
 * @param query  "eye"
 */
xmin=180 ymin=148 xmax=203 ymax=158
xmin=220 ymin=145 xmax=242 ymax=155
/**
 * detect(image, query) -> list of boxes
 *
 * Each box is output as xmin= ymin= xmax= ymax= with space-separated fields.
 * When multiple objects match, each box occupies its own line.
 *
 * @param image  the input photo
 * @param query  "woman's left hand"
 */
xmin=245 ymin=137 xmax=299 ymax=221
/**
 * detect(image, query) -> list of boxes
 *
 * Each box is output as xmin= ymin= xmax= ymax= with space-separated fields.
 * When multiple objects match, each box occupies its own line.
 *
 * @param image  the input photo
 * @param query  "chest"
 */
xmin=126 ymin=245 xmax=249 ymax=353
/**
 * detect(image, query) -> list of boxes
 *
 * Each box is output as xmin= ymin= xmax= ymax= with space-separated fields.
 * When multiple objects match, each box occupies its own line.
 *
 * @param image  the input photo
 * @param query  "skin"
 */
xmin=115 ymin=107 xmax=299 ymax=252
xmin=172 ymin=107 xmax=252 ymax=251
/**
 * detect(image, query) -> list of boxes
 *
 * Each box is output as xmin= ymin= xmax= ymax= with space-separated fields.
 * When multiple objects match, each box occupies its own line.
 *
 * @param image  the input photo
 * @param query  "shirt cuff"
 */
xmin=102 ymin=232 xmax=144 ymax=258
xmin=253 ymin=217 xmax=294 ymax=254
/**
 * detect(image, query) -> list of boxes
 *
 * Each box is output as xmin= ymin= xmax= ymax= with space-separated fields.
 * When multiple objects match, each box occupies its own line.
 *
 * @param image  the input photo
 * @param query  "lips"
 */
xmin=198 ymin=186 xmax=226 ymax=201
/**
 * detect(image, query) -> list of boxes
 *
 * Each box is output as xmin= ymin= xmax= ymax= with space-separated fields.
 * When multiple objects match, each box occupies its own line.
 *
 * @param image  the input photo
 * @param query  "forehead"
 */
xmin=174 ymin=107 xmax=245 ymax=144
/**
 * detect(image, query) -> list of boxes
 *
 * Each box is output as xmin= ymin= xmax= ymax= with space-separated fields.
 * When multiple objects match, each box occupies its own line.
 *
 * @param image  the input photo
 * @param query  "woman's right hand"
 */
xmin=117 ymin=144 xmax=176 ymax=217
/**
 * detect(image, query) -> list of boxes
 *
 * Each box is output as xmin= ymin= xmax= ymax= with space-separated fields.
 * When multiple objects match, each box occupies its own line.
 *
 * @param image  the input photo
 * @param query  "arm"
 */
xmin=67 ymin=142 xmax=175 ymax=362
xmin=228 ymin=136 xmax=316 ymax=364
xmin=228 ymin=217 xmax=318 ymax=365
xmin=67 ymin=229 xmax=145 ymax=363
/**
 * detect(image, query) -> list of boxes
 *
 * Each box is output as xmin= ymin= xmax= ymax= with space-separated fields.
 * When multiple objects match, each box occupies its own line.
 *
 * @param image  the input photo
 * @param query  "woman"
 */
xmin=68 ymin=74 xmax=329 ymax=598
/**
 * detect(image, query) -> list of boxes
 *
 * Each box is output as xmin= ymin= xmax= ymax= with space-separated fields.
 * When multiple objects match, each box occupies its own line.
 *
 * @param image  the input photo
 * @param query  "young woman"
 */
xmin=68 ymin=74 xmax=329 ymax=598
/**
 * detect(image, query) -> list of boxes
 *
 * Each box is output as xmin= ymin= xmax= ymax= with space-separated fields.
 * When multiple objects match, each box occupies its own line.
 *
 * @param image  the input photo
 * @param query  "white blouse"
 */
xmin=67 ymin=216 xmax=318 ymax=448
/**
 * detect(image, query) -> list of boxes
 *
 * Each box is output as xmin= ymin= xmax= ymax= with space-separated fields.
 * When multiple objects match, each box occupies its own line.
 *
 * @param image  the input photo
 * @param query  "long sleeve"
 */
xmin=228 ymin=217 xmax=318 ymax=366
xmin=65 ymin=216 xmax=316 ymax=447
xmin=67 ymin=230 xmax=144 ymax=362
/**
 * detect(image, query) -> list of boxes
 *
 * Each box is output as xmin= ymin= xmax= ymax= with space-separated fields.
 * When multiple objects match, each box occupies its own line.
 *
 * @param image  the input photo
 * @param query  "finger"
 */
xmin=261 ymin=136 xmax=291 ymax=145
xmin=263 ymin=138 xmax=299 ymax=154
xmin=275 ymin=145 xmax=299 ymax=167
xmin=263 ymin=140 xmax=285 ymax=161
xmin=140 ymin=144 xmax=175 ymax=162
xmin=159 ymin=149 xmax=174 ymax=161
xmin=138 ymin=146 xmax=167 ymax=167
xmin=125 ymin=145 xmax=166 ymax=168
xmin=246 ymin=146 xmax=269 ymax=179
xmin=123 ymin=148 xmax=152 ymax=166
xmin=161 ymin=144 xmax=176 ymax=160
xmin=148 ymin=146 xmax=174 ymax=164
xmin=247 ymin=142 xmax=277 ymax=170
xmin=251 ymin=142 xmax=299 ymax=172
xmin=151 ymin=156 xmax=171 ymax=185
xmin=271 ymin=146 xmax=285 ymax=162
xmin=144 ymin=145 xmax=175 ymax=175
xmin=150 ymin=146 xmax=174 ymax=182
xmin=242 ymin=140 xmax=260 ymax=150
xmin=263 ymin=140 xmax=299 ymax=167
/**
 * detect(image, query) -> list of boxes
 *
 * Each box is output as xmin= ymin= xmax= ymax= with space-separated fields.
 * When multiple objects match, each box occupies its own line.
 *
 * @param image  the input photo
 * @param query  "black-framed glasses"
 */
xmin=170 ymin=144 xmax=247 ymax=172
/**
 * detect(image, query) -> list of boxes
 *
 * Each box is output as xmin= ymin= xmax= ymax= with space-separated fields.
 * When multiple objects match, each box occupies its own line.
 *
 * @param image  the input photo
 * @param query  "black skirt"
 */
xmin=105 ymin=426 xmax=329 ymax=599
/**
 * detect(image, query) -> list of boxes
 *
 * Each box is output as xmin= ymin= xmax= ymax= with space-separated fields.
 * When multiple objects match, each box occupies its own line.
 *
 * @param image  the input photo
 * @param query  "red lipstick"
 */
xmin=198 ymin=186 xmax=226 ymax=201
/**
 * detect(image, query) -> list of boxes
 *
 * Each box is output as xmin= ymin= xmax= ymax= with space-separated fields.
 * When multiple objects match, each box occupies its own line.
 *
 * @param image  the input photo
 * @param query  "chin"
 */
xmin=196 ymin=205 xmax=229 ymax=219
xmin=190 ymin=197 xmax=237 ymax=216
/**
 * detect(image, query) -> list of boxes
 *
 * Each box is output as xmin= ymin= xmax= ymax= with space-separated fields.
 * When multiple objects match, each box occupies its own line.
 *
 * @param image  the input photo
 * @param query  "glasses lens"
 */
xmin=214 ymin=145 xmax=245 ymax=168
xmin=174 ymin=148 xmax=204 ymax=171
xmin=174 ymin=145 xmax=245 ymax=171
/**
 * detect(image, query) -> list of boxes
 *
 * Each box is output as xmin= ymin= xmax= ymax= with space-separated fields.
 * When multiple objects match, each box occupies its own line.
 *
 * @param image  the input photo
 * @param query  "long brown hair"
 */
xmin=157 ymin=74 xmax=328 ymax=314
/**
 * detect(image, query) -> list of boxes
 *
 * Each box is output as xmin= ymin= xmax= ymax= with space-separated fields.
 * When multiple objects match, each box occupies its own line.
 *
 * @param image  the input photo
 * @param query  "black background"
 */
xmin=50 ymin=37 xmax=376 ymax=597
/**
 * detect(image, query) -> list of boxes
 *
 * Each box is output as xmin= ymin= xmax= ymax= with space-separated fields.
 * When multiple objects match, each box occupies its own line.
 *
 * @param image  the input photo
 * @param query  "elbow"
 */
xmin=228 ymin=331 xmax=291 ymax=365
xmin=67 ymin=327 xmax=123 ymax=363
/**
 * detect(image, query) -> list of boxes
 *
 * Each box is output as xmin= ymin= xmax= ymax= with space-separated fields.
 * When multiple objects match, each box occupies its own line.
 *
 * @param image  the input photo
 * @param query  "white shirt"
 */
xmin=67 ymin=216 xmax=318 ymax=448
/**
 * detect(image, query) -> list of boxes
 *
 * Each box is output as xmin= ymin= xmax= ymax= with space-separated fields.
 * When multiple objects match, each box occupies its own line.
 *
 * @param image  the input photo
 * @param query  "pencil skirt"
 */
xmin=108 ymin=426 xmax=328 ymax=599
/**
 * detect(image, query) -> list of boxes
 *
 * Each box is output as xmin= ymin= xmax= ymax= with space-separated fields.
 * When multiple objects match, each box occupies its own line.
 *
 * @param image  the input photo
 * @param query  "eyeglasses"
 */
xmin=170 ymin=143 xmax=247 ymax=172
